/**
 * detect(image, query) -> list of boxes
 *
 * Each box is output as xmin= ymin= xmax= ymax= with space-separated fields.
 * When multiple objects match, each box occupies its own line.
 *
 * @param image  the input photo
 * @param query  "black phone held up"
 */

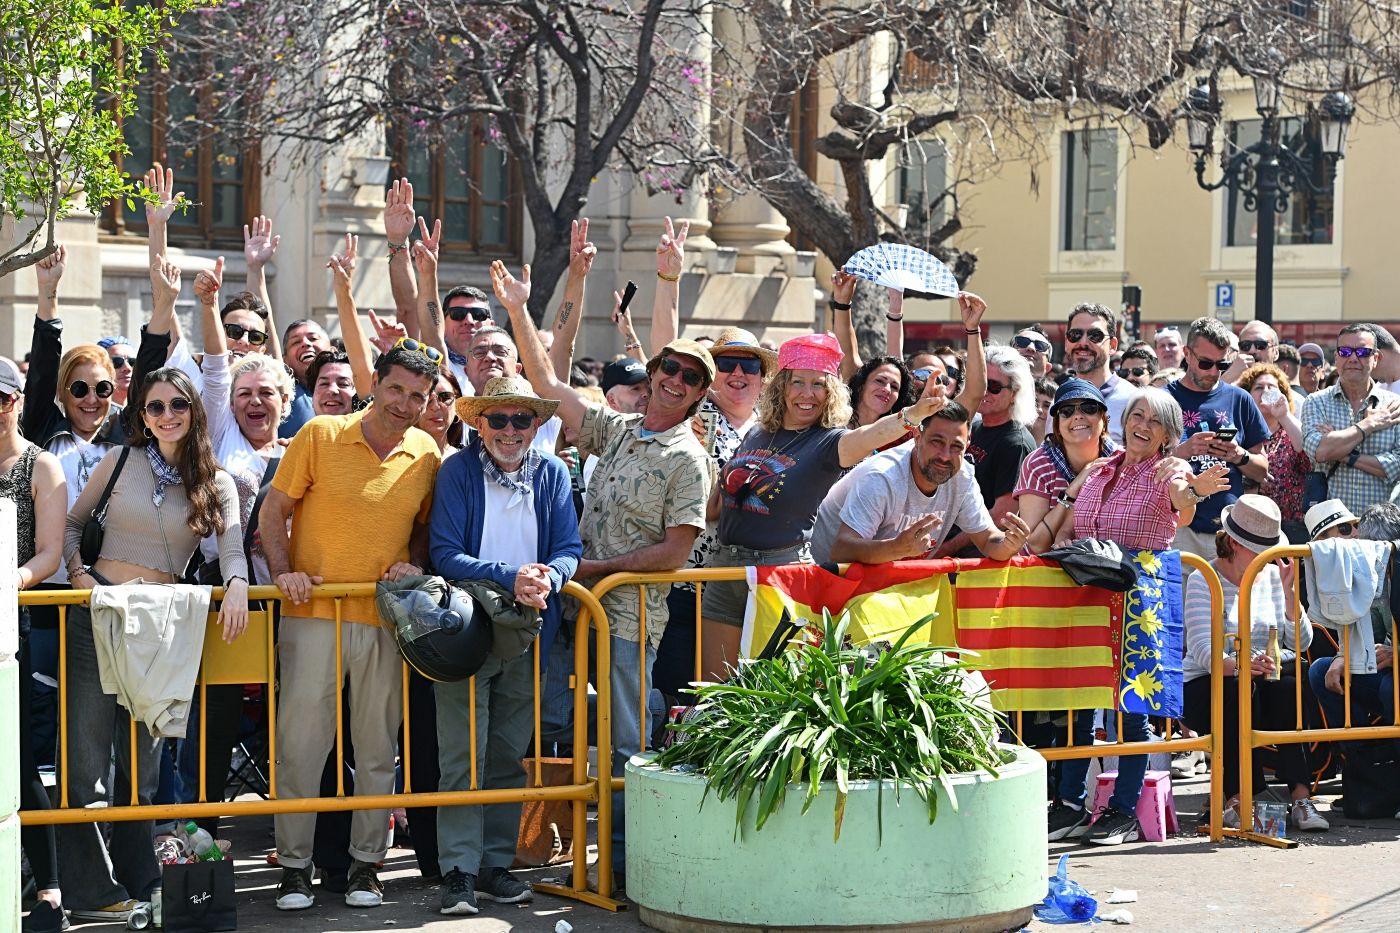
xmin=619 ymin=281 xmax=638 ymax=315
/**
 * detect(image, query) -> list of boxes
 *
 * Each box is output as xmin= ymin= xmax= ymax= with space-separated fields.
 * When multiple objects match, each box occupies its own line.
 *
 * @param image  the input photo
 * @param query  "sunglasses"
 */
xmin=1117 ymin=367 xmax=1148 ymax=379
xmin=1056 ymin=401 xmax=1106 ymax=418
xmin=1334 ymin=522 xmax=1357 ymax=537
xmin=393 ymin=336 xmax=444 ymax=367
xmin=1336 ymin=346 xmax=1376 ymax=359
xmin=659 ymin=355 xmax=704 ymax=387
xmin=469 ymin=343 xmax=514 ymax=361
xmin=110 ymin=356 xmax=132 ymax=370
xmin=482 ymin=412 xmax=536 ymax=430
xmin=143 ymin=396 xmax=192 ymax=418
xmin=69 ymin=380 xmax=115 ymax=399
xmin=224 ymin=322 xmax=269 ymax=346
xmin=430 ymin=390 xmax=457 ymax=405
xmin=1192 ymin=355 xmax=1234 ymax=371
xmin=1013 ymin=334 xmax=1052 ymax=354
xmin=0 ymin=391 xmax=16 ymax=412
xmin=1301 ymin=356 xmax=1325 ymax=367
xmin=1066 ymin=328 xmax=1109 ymax=345
xmin=985 ymin=380 xmax=1010 ymax=394
xmin=714 ymin=355 xmax=763 ymax=376
xmin=1238 ymin=339 xmax=1274 ymax=352
xmin=913 ymin=368 xmax=950 ymax=386
xmin=446 ymin=305 xmax=492 ymax=323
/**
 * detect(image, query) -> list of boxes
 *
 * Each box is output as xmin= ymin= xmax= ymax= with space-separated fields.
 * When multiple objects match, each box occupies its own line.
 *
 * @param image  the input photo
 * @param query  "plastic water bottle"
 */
xmin=182 ymin=821 xmax=224 ymax=862
xmin=1033 ymin=853 xmax=1097 ymax=924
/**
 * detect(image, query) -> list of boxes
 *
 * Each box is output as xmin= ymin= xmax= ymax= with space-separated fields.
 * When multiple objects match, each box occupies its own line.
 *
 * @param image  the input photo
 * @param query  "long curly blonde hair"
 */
xmin=757 ymin=369 xmax=852 ymax=433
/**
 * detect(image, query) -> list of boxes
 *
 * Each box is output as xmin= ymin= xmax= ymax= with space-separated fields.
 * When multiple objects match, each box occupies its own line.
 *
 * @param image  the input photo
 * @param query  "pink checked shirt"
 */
xmin=1072 ymin=450 xmax=1185 ymax=551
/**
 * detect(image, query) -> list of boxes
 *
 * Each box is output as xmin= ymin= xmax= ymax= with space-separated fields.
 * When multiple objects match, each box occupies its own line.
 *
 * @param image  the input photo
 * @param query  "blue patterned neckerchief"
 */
xmin=448 ymin=348 xmax=469 ymax=368
xmin=1046 ymin=436 xmax=1118 ymax=482
xmin=477 ymin=440 xmax=540 ymax=507
xmin=146 ymin=444 xmax=183 ymax=507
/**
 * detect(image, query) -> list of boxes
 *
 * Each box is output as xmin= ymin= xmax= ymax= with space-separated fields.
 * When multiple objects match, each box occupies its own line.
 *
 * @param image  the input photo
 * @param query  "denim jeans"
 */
xmin=610 ymin=634 xmax=657 ymax=867
xmin=57 ymin=604 xmax=164 ymax=910
xmin=1056 ymin=709 xmax=1150 ymax=813
xmin=1307 ymin=658 xmax=1397 ymax=742
xmin=538 ymin=624 xmax=577 ymax=753
xmin=435 ymin=652 xmax=535 ymax=875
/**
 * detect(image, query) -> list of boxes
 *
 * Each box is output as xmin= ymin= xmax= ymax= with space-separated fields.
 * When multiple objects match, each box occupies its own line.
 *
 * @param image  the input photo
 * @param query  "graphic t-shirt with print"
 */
xmin=718 ymin=425 xmax=846 ymax=551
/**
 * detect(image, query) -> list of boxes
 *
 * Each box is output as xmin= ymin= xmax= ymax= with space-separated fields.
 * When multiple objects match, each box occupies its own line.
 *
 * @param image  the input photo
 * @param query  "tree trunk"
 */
xmin=851 ymin=279 xmax=890 ymax=362
xmin=523 ymin=222 xmax=571 ymax=327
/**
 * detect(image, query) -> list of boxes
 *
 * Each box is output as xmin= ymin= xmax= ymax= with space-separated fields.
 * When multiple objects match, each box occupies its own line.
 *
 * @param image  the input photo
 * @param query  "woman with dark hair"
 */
xmin=418 ymin=368 xmax=465 ymax=454
xmin=1017 ymin=379 xmax=1117 ymax=554
xmin=847 ymin=355 xmax=916 ymax=428
xmin=59 ymin=368 xmax=248 ymax=920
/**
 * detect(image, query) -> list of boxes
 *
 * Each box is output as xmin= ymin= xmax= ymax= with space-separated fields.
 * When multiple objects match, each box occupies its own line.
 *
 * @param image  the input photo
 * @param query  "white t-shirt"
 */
xmin=480 ymin=467 xmax=538 ymax=571
xmin=47 ymin=433 xmax=120 ymax=584
xmin=810 ymin=449 xmax=993 ymax=564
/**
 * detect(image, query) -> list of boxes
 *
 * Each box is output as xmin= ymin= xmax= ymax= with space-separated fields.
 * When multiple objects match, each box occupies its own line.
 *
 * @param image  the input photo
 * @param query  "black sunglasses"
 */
xmin=1193 ymin=355 xmax=1234 ymax=371
xmin=1013 ymin=334 xmax=1052 ymax=354
xmin=1056 ymin=401 xmax=1106 ymax=418
xmin=985 ymin=380 xmax=1010 ymax=394
xmin=143 ymin=397 xmax=192 ymax=417
xmin=1239 ymin=339 xmax=1274 ymax=352
xmin=1301 ymin=356 xmax=1325 ymax=367
xmin=446 ymin=305 xmax=492 ymax=323
xmin=70 ymin=380 xmax=115 ymax=399
xmin=1117 ymin=367 xmax=1148 ymax=379
xmin=430 ymin=390 xmax=457 ymax=405
xmin=659 ymin=356 xmax=704 ymax=386
xmin=913 ymin=368 xmax=950 ymax=386
xmin=1334 ymin=522 xmax=1357 ymax=536
xmin=392 ymin=337 xmax=445 ymax=367
xmin=714 ymin=355 xmax=763 ymax=376
xmin=1066 ymin=328 xmax=1109 ymax=344
xmin=109 ymin=356 xmax=132 ymax=370
xmin=224 ymin=322 xmax=269 ymax=346
xmin=483 ymin=412 xmax=535 ymax=430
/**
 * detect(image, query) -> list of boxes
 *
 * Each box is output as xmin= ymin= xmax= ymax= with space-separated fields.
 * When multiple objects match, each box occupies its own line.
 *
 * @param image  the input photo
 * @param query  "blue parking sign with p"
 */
xmin=1215 ymin=283 xmax=1234 ymax=309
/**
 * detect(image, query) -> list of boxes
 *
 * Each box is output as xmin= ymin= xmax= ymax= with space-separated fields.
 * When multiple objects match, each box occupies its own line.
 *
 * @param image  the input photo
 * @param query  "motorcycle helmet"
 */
xmin=377 ymin=581 xmax=493 ymax=682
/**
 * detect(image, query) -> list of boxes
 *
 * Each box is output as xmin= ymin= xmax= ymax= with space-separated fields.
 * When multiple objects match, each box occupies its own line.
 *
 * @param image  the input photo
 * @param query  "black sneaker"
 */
xmin=476 ymin=867 xmax=533 ymax=904
xmin=275 ymin=867 xmax=316 ymax=911
xmin=1088 ymin=805 xmax=1141 ymax=846
xmin=345 ymin=859 xmax=384 ymax=908
xmin=439 ymin=869 xmax=479 ymax=916
xmin=1047 ymin=801 xmax=1091 ymax=841
xmin=21 ymin=901 xmax=69 ymax=933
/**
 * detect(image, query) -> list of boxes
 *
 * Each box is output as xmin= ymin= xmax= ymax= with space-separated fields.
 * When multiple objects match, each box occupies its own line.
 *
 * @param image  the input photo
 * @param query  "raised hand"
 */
xmin=893 ymin=514 xmax=942 ymax=559
xmin=1189 ymin=462 xmax=1232 ymax=497
xmin=908 ymin=392 xmax=946 ymax=423
xmin=656 ymin=216 xmax=688 ymax=278
xmin=569 ymin=218 xmax=597 ymax=279
xmin=34 ymin=244 xmax=67 ymax=290
xmin=958 ymin=291 xmax=987 ymax=331
xmin=327 ymin=233 xmax=357 ymax=294
xmin=831 ymin=270 xmax=858 ymax=305
xmin=150 ymin=254 xmax=183 ymax=307
xmin=243 ymin=215 xmax=280 ymax=269
xmin=192 ymin=256 xmax=224 ymax=306
xmin=366 ymin=308 xmax=406 ymax=354
xmin=384 ymin=177 xmax=416 ymax=245
xmin=412 ymin=216 xmax=442 ymax=277
xmin=144 ymin=163 xmax=183 ymax=226
xmin=490 ymin=260 xmax=531 ymax=310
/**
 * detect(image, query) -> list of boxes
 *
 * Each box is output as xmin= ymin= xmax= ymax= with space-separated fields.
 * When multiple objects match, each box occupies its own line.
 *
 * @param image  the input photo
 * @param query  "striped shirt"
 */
xmin=1014 ymin=446 xmax=1068 ymax=503
xmin=1072 ymin=450 xmax=1185 ymax=551
xmin=1183 ymin=562 xmax=1312 ymax=682
xmin=1300 ymin=382 xmax=1400 ymax=516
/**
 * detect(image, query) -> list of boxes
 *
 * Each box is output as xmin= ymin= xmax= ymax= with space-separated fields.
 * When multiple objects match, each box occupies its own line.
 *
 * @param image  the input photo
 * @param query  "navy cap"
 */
xmin=602 ymin=358 xmax=648 ymax=393
xmin=1049 ymin=378 xmax=1107 ymax=417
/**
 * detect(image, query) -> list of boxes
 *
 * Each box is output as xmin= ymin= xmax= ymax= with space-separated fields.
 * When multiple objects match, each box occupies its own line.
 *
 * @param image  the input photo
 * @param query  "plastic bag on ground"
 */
xmin=1032 ymin=853 xmax=1097 ymax=924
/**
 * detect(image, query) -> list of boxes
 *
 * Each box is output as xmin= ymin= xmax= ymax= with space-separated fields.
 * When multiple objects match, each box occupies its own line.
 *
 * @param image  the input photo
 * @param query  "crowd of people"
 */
xmin=8 ymin=162 xmax=1400 ymax=928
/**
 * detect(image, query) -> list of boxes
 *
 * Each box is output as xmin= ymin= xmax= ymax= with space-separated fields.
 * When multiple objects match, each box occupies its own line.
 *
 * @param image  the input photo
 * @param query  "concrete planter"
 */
xmin=625 ymin=745 xmax=1046 ymax=933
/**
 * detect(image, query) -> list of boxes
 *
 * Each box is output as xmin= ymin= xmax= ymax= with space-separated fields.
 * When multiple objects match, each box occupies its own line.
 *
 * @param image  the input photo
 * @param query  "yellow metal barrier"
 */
xmin=18 ymin=581 xmax=624 ymax=912
xmin=1234 ymin=544 xmax=1400 ymax=849
xmin=586 ymin=554 xmax=1230 ymax=845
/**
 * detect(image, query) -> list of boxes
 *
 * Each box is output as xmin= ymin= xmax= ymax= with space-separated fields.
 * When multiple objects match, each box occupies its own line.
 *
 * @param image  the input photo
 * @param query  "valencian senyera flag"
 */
xmin=741 ymin=551 xmax=1184 ymax=718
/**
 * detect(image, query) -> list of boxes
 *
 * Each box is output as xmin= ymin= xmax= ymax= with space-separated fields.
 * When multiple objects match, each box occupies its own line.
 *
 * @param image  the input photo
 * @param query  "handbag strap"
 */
xmin=242 ymin=456 xmax=281 ymax=583
xmin=91 ymin=446 xmax=132 ymax=522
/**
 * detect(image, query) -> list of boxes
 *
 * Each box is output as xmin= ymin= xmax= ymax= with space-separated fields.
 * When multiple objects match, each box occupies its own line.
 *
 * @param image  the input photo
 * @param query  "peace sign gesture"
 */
xmin=656 ymin=216 xmax=688 ymax=278
xmin=412 ymin=216 xmax=442 ymax=277
xmin=327 ymin=233 xmax=358 ymax=294
xmin=569 ymin=218 xmax=597 ymax=279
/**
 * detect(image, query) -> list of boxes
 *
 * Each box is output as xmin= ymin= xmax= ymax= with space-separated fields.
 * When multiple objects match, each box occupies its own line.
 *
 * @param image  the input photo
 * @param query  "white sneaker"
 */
xmin=1290 ymin=797 xmax=1330 ymax=831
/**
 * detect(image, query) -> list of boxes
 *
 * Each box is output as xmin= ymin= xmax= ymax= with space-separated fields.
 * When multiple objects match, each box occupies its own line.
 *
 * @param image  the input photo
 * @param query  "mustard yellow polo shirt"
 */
xmin=274 ymin=410 xmax=440 ymax=625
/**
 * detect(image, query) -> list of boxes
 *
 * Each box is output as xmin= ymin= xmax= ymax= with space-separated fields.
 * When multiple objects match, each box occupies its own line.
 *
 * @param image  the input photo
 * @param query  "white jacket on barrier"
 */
xmin=90 ymin=583 xmax=211 ymax=738
xmin=1303 ymin=538 xmax=1391 ymax=678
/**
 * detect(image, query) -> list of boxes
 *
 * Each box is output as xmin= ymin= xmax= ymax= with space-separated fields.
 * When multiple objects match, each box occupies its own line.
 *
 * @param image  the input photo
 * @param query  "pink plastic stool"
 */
xmin=1091 ymin=769 xmax=1179 ymax=841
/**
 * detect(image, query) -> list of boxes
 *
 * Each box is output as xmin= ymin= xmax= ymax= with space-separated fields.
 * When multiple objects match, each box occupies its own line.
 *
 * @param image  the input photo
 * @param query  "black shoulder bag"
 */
xmin=78 ymin=447 xmax=132 ymax=565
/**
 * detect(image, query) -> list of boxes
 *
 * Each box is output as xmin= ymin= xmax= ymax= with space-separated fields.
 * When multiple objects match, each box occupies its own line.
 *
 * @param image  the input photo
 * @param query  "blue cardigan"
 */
xmin=428 ymin=439 xmax=582 ymax=663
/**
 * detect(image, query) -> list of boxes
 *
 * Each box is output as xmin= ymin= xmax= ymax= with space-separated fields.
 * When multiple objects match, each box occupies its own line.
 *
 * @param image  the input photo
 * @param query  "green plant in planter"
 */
xmin=653 ymin=608 xmax=1009 ymax=841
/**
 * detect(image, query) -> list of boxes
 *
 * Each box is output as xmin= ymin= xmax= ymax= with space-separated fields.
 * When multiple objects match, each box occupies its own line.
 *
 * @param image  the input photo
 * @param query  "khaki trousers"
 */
xmin=273 ymin=616 xmax=404 ymax=868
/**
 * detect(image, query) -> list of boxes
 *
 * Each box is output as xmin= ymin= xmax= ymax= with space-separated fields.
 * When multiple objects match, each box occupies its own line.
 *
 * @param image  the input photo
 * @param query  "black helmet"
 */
xmin=377 ymin=580 xmax=493 ymax=682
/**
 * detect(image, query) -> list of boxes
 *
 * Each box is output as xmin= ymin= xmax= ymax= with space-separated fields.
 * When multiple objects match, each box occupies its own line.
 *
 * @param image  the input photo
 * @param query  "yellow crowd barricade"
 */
xmin=18 ymin=581 xmax=625 ymax=912
xmin=586 ymin=553 xmax=1231 ymax=847
xmin=1234 ymin=544 xmax=1400 ymax=849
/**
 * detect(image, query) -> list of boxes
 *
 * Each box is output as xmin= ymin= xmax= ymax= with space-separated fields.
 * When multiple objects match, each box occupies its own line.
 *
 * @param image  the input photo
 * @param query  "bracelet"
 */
xmin=657 ymin=271 xmax=681 ymax=283
xmin=1184 ymin=484 xmax=1207 ymax=503
xmin=623 ymin=341 xmax=642 ymax=351
xmin=1057 ymin=493 xmax=1074 ymax=510
xmin=886 ymin=313 xmax=904 ymax=322
xmin=964 ymin=328 xmax=981 ymax=335
xmin=386 ymin=241 xmax=408 ymax=257
xmin=900 ymin=408 xmax=920 ymax=434
xmin=829 ymin=299 xmax=852 ymax=311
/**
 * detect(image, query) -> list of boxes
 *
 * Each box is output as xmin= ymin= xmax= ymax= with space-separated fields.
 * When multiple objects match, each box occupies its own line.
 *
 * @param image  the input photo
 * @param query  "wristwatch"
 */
xmin=1184 ymin=484 xmax=1207 ymax=503
xmin=1234 ymin=449 xmax=1249 ymax=466
xmin=1347 ymin=448 xmax=1362 ymax=468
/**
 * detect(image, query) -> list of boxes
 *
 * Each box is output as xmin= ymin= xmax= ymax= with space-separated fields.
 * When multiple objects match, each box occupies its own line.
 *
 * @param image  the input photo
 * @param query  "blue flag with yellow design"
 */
xmin=1119 ymin=549 xmax=1184 ymax=719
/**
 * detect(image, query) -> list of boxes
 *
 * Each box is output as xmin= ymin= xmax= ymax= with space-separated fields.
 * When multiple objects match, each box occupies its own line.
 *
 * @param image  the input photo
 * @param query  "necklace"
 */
xmin=765 ymin=424 xmax=814 ymax=462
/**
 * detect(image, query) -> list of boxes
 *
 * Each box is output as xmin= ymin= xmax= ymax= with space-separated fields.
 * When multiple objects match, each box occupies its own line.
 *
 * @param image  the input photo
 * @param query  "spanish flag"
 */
xmin=741 ymin=557 xmax=1135 ymax=713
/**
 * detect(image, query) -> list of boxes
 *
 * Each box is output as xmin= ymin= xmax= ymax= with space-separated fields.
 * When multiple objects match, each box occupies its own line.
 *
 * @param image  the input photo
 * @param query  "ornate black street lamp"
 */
xmin=1182 ymin=72 xmax=1355 ymax=325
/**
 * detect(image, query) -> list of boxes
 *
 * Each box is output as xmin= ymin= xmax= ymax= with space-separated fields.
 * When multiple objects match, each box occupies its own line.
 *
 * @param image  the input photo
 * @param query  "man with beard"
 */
xmin=461 ymin=327 xmax=561 ymax=453
xmin=279 ymin=319 xmax=333 ymax=436
xmin=1166 ymin=316 xmax=1270 ymax=558
xmin=811 ymin=400 xmax=1030 ymax=563
xmin=600 ymin=358 xmax=651 ymax=414
xmin=1061 ymin=302 xmax=1132 ymax=443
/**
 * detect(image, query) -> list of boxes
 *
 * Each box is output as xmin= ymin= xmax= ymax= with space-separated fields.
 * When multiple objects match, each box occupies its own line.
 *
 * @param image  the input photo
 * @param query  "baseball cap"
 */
xmin=0 ymin=356 xmax=21 ymax=394
xmin=602 ymin=358 xmax=648 ymax=393
xmin=654 ymin=339 xmax=717 ymax=386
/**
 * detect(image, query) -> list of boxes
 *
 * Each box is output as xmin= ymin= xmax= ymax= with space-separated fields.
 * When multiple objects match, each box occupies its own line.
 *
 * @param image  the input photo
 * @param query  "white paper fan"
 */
xmin=842 ymin=243 xmax=959 ymax=297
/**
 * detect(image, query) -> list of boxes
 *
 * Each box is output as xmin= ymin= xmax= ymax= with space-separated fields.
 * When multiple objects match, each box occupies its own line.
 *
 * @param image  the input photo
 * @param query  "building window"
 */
xmin=389 ymin=118 xmax=518 ymax=255
xmin=104 ymin=51 xmax=259 ymax=248
xmin=898 ymin=138 xmax=948 ymax=237
xmin=1061 ymin=129 xmax=1118 ymax=251
xmin=1224 ymin=117 xmax=1334 ymax=247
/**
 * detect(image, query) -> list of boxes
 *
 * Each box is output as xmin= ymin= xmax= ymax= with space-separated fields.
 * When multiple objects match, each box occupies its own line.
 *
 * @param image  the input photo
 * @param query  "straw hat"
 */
xmin=1221 ymin=494 xmax=1286 ymax=553
xmin=710 ymin=326 xmax=778 ymax=377
xmin=455 ymin=375 xmax=560 ymax=423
